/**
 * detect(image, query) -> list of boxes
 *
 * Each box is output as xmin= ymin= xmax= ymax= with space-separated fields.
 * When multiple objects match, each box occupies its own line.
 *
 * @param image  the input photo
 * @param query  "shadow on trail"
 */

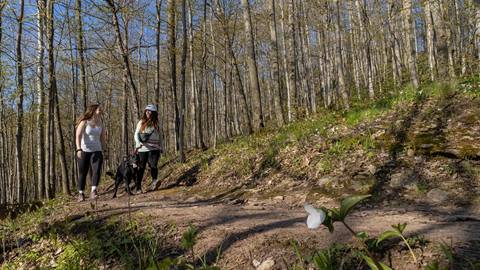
xmin=370 ymin=96 xmax=424 ymax=201
xmin=195 ymin=216 xmax=304 ymax=266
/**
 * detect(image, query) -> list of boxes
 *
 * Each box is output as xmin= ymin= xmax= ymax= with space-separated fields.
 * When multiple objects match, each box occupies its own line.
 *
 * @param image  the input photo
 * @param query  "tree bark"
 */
xmin=334 ymin=0 xmax=349 ymax=110
xmin=0 ymin=1 xmax=5 ymax=204
xmin=155 ymin=0 xmax=164 ymax=153
xmin=187 ymin=0 xmax=197 ymax=148
xmin=36 ymin=0 xmax=46 ymax=200
xmin=268 ymin=0 xmax=284 ymax=125
xmin=179 ymin=0 xmax=187 ymax=162
xmin=76 ymin=0 xmax=88 ymax=110
xmin=167 ymin=0 xmax=180 ymax=155
xmin=15 ymin=0 xmax=25 ymax=203
xmin=47 ymin=0 xmax=69 ymax=195
xmin=279 ymin=0 xmax=292 ymax=122
xmin=402 ymin=0 xmax=420 ymax=89
xmin=241 ymin=0 xmax=264 ymax=131
xmin=424 ymin=0 xmax=438 ymax=81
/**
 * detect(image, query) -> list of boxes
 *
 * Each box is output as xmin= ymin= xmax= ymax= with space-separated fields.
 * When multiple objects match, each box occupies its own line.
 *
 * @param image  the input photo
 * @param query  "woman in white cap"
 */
xmin=134 ymin=104 xmax=163 ymax=194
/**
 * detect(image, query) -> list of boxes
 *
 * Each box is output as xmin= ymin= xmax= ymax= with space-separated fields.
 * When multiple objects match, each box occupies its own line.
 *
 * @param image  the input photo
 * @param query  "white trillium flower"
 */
xmin=304 ymin=203 xmax=326 ymax=229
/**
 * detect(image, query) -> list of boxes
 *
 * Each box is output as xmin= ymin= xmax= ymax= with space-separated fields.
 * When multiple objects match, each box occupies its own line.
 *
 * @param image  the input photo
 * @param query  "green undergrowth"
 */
xmin=1 ymin=212 xmax=181 ymax=270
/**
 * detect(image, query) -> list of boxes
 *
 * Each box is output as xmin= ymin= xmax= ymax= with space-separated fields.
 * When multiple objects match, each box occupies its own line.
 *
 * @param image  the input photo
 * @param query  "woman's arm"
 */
xmin=75 ymin=121 xmax=85 ymax=151
xmin=134 ymin=121 xmax=142 ymax=146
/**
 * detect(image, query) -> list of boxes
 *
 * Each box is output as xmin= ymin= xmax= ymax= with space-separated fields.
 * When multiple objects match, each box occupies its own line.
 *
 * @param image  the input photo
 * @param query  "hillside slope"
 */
xmin=1 ymin=80 xmax=480 ymax=270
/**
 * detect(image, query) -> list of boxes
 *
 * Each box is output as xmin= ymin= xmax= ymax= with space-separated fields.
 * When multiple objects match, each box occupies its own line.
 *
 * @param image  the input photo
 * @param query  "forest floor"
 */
xmin=1 ymin=79 xmax=480 ymax=270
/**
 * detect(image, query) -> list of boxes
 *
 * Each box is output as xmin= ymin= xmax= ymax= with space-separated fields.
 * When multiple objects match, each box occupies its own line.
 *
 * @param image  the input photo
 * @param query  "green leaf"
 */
xmin=329 ymin=208 xmax=342 ymax=221
xmin=356 ymin=231 xmax=369 ymax=241
xmin=313 ymin=250 xmax=334 ymax=270
xmin=339 ymin=195 xmax=371 ymax=220
xmin=376 ymin=230 xmax=401 ymax=246
xmin=392 ymin=223 xmax=407 ymax=234
xmin=181 ymin=224 xmax=198 ymax=250
xmin=362 ymin=255 xmax=392 ymax=270
xmin=290 ymin=240 xmax=305 ymax=267
xmin=322 ymin=210 xmax=335 ymax=233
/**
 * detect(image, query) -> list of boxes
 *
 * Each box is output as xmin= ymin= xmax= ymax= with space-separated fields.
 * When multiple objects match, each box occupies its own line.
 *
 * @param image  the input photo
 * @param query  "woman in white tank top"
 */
xmin=75 ymin=104 xmax=107 ymax=202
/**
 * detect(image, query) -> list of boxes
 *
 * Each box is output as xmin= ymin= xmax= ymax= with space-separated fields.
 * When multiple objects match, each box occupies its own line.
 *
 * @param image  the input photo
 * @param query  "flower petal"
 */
xmin=304 ymin=204 xmax=326 ymax=229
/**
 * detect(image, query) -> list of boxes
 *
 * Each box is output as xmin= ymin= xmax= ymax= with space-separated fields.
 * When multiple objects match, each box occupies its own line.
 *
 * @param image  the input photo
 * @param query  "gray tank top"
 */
xmin=81 ymin=120 xmax=102 ymax=152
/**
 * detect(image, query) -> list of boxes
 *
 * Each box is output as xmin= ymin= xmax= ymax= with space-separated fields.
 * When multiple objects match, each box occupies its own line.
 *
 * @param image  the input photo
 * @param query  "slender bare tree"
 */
xmin=241 ymin=0 xmax=264 ymax=130
xmin=76 ymin=0 xmax=88 ymax=110
xmin=179 ymin=0 xmax=187 ymax=162
xmin=105 ymin=0 xmax=140 ymax=118
xmin=15 ymin=0 xmax=26 ymax=203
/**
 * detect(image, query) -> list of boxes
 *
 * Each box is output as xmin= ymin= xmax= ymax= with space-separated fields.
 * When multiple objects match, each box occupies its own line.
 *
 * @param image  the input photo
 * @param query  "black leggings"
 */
xmin=136 ymin=150 xmax=160 ymax=189
xmin=77 ymin=151 xmax=103 ymax=191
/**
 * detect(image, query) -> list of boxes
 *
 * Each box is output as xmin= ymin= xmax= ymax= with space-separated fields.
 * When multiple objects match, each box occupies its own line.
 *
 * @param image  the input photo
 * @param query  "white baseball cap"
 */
xmin=145 ymin=104 xmax=157 ymax=112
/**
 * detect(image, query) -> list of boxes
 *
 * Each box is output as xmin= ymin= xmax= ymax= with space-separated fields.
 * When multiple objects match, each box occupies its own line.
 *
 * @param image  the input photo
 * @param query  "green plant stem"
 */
xmin=191 ymin=246 xmax=196 ymax=270
xmin=342 ymin=221 xmax=384 ymax=270
xmin=399 ymin=235 xmax=417 ymax=263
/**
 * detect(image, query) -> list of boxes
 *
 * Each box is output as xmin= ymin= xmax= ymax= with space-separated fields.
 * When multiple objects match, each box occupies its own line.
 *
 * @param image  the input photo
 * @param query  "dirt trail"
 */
xmin=64 ymin=186 xmax=480 ymax=269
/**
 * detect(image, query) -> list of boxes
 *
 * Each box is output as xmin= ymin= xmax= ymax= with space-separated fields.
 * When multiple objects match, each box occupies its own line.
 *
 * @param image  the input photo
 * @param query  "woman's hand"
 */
xmin=76 ymin=150 xmax=83 ymax=159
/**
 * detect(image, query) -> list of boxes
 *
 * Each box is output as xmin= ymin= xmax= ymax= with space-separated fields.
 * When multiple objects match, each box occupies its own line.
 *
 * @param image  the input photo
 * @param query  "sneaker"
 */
xmin=90 ymin=190 xmax=98 ymax=200
xmin=135 ymin=188 xmax=142 ymax=195
xmin=77 ymin=193 xmax=85 ymax=202
xmin=149 ymin=179 xmax=160 ymax=191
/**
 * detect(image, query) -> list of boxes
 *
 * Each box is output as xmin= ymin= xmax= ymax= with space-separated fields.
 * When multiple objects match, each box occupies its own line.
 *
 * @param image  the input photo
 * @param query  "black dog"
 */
xmin=108 ymin=154 xmax=140 ymax=198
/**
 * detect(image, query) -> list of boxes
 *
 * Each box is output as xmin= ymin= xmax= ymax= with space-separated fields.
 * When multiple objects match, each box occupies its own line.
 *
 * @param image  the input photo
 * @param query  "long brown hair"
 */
xmin=140 ymin=110 xmax=159 ymax=132
xmin=75 ymin=104 xmax=101 ymax=128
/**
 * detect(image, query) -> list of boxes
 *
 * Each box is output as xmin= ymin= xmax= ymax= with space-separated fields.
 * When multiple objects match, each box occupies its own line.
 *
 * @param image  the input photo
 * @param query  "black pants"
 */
xmin=136 ymin=150 xmax=160 ymax=190
xmin=77 ymin=151 xmax=103 ymax=191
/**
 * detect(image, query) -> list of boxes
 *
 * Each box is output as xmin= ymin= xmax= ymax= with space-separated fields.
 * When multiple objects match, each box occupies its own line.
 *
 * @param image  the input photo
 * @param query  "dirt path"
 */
xmin=63 ymin=187 xmax=480 ymax=270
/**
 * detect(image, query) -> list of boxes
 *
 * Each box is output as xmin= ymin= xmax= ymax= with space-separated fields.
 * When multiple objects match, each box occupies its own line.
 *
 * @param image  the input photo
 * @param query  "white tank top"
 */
xmin=81 ymin=120 xmax=103 ymax=152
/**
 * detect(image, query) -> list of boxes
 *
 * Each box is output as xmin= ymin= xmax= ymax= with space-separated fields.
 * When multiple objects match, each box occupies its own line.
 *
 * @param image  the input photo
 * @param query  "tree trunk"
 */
xmin=47 ymin=0 xmax=69 ymax=195
xmin=155 ymin=0 xmax=164 ymax=152
xmin=279 ymin=0 xmax=292 ymax=122
xmin=66 ymin=2 xmax=78 ymax=189
xmin=167 ymin=0 xmax=180 ymax=155
xmin=209 ymin=9 xmax=218 ymax=148
xmin=0 ymin=1 xmax=5 ymax=204
xmin=15 ymin=0 xmax=25 ymax=203
xmin=187 ymin=0 xmax=197 ymax=148
xmin=76 ymin=0 xmax=88 ymax=110
xmin=36 ymin=0 xmax=46 ymax=200
xmin=287 ymin=0 xmax=298 ymax=115
xmin=453 ymin=0 xmax=466 ymax=75
xmin=299 ymin=1 xmax=316 ymax=113
xmin=476 ymin=1 xmax=480 ymax=75
xmin=424 ymin=0 xmax=438 ymax=81
xmin=402 ymin=0 xmax=419 ymax=89
xmin=179 ymin=0 xmax=187 ymax=162
xmin=355 ymin=0 xmax=375 ymax=99
xmin=268 ymin=0 xmax=284 ymax=126
xmin=241 ymin=0 xmax=264 ymax=131
xmin=334 ymin=0 xmax=349 ymax=110
xmin=197 ymin=0 xmax=208 ymax=148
